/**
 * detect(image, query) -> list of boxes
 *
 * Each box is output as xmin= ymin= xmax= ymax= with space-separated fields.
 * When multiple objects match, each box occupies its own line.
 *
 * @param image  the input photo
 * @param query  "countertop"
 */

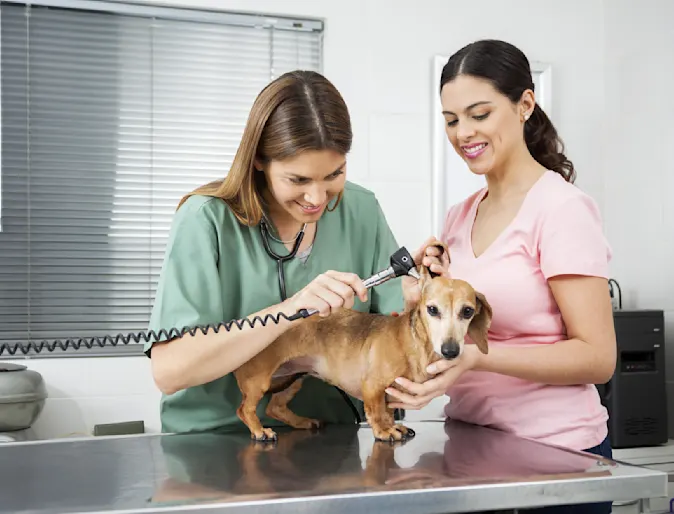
xmin=0 ymin=419 xmax=667 ymax=514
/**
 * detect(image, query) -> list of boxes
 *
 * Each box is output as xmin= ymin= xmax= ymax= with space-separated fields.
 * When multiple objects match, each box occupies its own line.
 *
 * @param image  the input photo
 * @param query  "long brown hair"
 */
xmin=177 ymin=70 xmax=353 ymax=224
xmin=440 ymin=39 xmax=575 ymax=183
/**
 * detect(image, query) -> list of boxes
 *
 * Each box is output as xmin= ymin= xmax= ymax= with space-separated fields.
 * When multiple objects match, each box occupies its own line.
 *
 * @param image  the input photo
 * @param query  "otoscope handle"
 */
xmin=291 ymin=309 xmax=316 ymax=319
xmin=298 ymin=246 xmax=419 ymax=319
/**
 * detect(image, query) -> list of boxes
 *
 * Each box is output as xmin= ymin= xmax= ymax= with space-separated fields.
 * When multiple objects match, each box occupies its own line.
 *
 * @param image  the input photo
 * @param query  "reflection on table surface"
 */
xmin=0 ymin=419 xmax=615 ymax=513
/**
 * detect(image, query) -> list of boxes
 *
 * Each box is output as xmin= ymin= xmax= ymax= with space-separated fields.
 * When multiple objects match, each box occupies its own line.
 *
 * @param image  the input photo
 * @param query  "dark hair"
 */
xmin=178 ymin=70 xmax=352 ymax=223
xmin=440 ymin=39 xmax=575 ymax=183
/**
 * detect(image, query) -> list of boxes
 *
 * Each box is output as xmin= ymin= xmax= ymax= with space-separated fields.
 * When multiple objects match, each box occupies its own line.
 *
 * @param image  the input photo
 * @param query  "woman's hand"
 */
xmin=402 ymin=236 xmax=450 ymax=309
xmin=385 ymin=345 xmax=481 ymax=410
xmin=286 ymin=270 xmax=368 ymax=317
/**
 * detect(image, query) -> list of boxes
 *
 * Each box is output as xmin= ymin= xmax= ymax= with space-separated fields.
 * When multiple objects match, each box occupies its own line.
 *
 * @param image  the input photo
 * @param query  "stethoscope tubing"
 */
xmin=259 ymin=219 xmax=305 ymax=302
xmin=258 ymin=218 xmax=367 ymax=425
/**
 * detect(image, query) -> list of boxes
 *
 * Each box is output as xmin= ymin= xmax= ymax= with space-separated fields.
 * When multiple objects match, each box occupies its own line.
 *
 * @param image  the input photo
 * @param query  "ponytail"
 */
xmin=524 ymin=103 xmax=575 ymax=183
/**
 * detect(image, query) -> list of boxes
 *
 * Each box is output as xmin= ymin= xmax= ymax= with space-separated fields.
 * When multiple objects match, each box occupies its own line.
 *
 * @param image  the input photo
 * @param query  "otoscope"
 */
xmin=297 ymin=246 xmax=420 ymax=318
xmin=0 ymin=247 xmax=421 ymax=356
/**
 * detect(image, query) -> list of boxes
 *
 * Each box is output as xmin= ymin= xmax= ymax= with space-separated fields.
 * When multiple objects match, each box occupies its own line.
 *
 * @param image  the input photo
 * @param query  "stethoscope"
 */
xmin=259 ymin=217 xmax=307 ymax=302
xmin=259 ymin=216 xmax=365 ymax=424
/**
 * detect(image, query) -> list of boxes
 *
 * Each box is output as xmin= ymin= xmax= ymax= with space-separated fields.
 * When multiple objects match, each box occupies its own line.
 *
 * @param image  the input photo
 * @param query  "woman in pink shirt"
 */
xmin=386 ymin=40 xmax=616 ymax=514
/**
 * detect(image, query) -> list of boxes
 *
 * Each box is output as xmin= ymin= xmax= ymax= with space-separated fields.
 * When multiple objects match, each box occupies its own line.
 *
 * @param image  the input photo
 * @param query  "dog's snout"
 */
xmin=441 ymin=340 xmax=461 ymax=360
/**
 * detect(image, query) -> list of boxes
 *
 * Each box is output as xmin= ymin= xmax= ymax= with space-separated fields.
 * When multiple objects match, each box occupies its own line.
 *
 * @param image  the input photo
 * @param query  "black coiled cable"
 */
xmin=0 ymin=309 xmax=313 ymax=357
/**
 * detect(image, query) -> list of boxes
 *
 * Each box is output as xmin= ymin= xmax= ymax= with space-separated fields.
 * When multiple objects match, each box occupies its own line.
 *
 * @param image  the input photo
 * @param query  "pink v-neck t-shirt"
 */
xmin=439 ymin=169 xmax=612 ymax=451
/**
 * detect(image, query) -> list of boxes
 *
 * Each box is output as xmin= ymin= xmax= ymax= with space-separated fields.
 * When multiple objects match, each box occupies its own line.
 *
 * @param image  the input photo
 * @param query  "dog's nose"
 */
xmin=441 ymin=340 xmax=461 ymax=359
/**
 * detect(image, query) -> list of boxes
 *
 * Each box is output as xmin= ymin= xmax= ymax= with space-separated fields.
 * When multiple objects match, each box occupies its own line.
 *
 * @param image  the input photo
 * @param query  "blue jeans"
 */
xmin=523 ymin=435 xmax=613 ymax=514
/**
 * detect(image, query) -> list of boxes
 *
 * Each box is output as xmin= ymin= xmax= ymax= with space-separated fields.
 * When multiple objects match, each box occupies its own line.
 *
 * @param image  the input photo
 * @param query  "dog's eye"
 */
xmin=426 ymin=305 xmax=440 ymax=317
xmin=461 ymin=306 xmax=475 ymax=319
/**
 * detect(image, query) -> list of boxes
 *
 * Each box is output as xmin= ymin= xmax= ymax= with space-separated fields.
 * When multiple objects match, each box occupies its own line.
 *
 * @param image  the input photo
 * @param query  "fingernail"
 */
xmin=395 ymin=377 xmax=404 ymax=384
xmin=426 ymin=366 xmax=435 ymax=374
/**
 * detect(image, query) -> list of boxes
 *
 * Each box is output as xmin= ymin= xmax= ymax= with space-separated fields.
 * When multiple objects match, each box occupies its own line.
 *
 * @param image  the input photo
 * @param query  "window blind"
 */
xmin=0 ymin=0 xmax=323 ymax=357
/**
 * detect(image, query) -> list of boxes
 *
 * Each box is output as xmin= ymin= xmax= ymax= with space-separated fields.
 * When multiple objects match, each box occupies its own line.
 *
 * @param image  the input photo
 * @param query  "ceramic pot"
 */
xmin=0 ymin=362 xmax=47 ymax=431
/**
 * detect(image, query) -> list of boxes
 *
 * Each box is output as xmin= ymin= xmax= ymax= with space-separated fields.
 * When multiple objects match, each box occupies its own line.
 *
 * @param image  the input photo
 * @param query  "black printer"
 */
xmin=596 ymin=309 xmax=668 ymax=448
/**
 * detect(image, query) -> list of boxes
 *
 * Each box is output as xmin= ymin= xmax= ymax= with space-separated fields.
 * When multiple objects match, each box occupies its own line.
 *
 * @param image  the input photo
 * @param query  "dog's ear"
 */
xmin=429 ymin=241 xmax=449 ymax=261
xmin=467 ymin=291 xmax=492 ymax=355
xmin=418 ymin=261 xmax=433 ymax=285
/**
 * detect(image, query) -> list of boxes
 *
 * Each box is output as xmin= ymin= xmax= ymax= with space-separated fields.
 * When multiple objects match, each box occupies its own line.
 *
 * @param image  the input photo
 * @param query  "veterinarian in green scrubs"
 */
xmin=146 ymin=70 xmax=446 ymax=435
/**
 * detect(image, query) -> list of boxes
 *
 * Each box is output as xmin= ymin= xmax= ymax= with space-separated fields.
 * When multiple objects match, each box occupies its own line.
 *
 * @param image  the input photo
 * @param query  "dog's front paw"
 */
xmin=373 ymin=424 xmax=414 ymax=442
xmin=394 ymin=424 xmax=416 ymax=439
xmin=251 ymin=427 xmax=278 ymax=442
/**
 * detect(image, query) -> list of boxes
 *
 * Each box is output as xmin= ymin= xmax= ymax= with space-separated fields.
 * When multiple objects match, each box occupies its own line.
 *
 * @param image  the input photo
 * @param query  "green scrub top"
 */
xmin=147 ymin=181 xmax=405 ymax=434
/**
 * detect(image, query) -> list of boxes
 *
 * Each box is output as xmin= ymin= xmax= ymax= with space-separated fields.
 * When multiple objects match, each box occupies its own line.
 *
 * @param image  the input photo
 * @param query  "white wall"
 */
xmin=602 ymin=0 xmax=674 ymax=433
xmin=10 ymin=0 xmax=670 ymax=439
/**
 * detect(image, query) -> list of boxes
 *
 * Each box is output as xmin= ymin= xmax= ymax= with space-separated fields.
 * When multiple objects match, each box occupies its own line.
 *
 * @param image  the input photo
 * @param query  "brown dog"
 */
xmin=233 ymin=244 xmax=492 ymax=442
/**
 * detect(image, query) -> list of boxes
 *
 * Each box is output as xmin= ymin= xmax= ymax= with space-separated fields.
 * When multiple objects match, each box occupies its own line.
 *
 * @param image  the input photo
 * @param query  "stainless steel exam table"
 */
xmin=0 ymin=419 xmax=667 ymax=514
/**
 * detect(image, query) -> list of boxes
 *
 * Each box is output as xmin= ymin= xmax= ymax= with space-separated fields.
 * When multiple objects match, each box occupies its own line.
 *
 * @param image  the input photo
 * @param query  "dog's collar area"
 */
xmin=408 ymin=308 xmax=423 ymax=346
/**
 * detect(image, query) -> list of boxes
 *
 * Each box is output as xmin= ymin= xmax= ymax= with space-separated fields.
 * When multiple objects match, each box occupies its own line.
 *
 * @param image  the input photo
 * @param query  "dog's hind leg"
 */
xmin=266 ymin=376 xmax=323 ymax=431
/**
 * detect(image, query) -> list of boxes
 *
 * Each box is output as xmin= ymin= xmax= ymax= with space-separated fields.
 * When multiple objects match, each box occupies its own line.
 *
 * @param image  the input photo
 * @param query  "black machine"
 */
xmin=596 ymin=309 xmax=668 ymax=449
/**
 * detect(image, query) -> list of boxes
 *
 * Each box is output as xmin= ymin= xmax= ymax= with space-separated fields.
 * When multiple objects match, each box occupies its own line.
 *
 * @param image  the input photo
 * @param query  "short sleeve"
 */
xmin=145 ymin=198 xmax=224 ymax=356
xmin=538 ymin=193 xmax=612 ymax=280
xmin=369 ymin=199 xmax=405 ymax=315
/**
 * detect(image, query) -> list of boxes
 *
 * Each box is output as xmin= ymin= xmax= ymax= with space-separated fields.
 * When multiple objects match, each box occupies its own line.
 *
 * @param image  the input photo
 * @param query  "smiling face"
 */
xmin=417 ymin=268 xmax=492 ymax=359
xmin=440 ymin=74 xmax=534 ymax=177
xmin=258 ymin=148 xmax=347 ymax=224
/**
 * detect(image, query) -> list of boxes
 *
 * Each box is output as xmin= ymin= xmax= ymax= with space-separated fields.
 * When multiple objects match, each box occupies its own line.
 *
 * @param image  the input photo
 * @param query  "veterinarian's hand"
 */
xmin=402 ymin=237 xmax=450 ymax=308
xmin=287 ymin=270 xmax=368 ymax=317
xmin=385 ymin=346 xmax=481 ymax=410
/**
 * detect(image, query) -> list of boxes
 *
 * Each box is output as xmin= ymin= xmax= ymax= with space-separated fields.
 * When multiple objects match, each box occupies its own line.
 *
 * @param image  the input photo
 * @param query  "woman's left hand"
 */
xmin=402 ymin=237 xmax=449 ymax=308
xmin=385 ymin=345 xmax=480 ymax=410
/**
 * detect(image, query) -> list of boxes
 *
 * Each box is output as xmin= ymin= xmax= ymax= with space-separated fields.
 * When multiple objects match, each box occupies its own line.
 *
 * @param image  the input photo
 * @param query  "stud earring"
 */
xmin=524 ymin=112 xmax=530 ymax=121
